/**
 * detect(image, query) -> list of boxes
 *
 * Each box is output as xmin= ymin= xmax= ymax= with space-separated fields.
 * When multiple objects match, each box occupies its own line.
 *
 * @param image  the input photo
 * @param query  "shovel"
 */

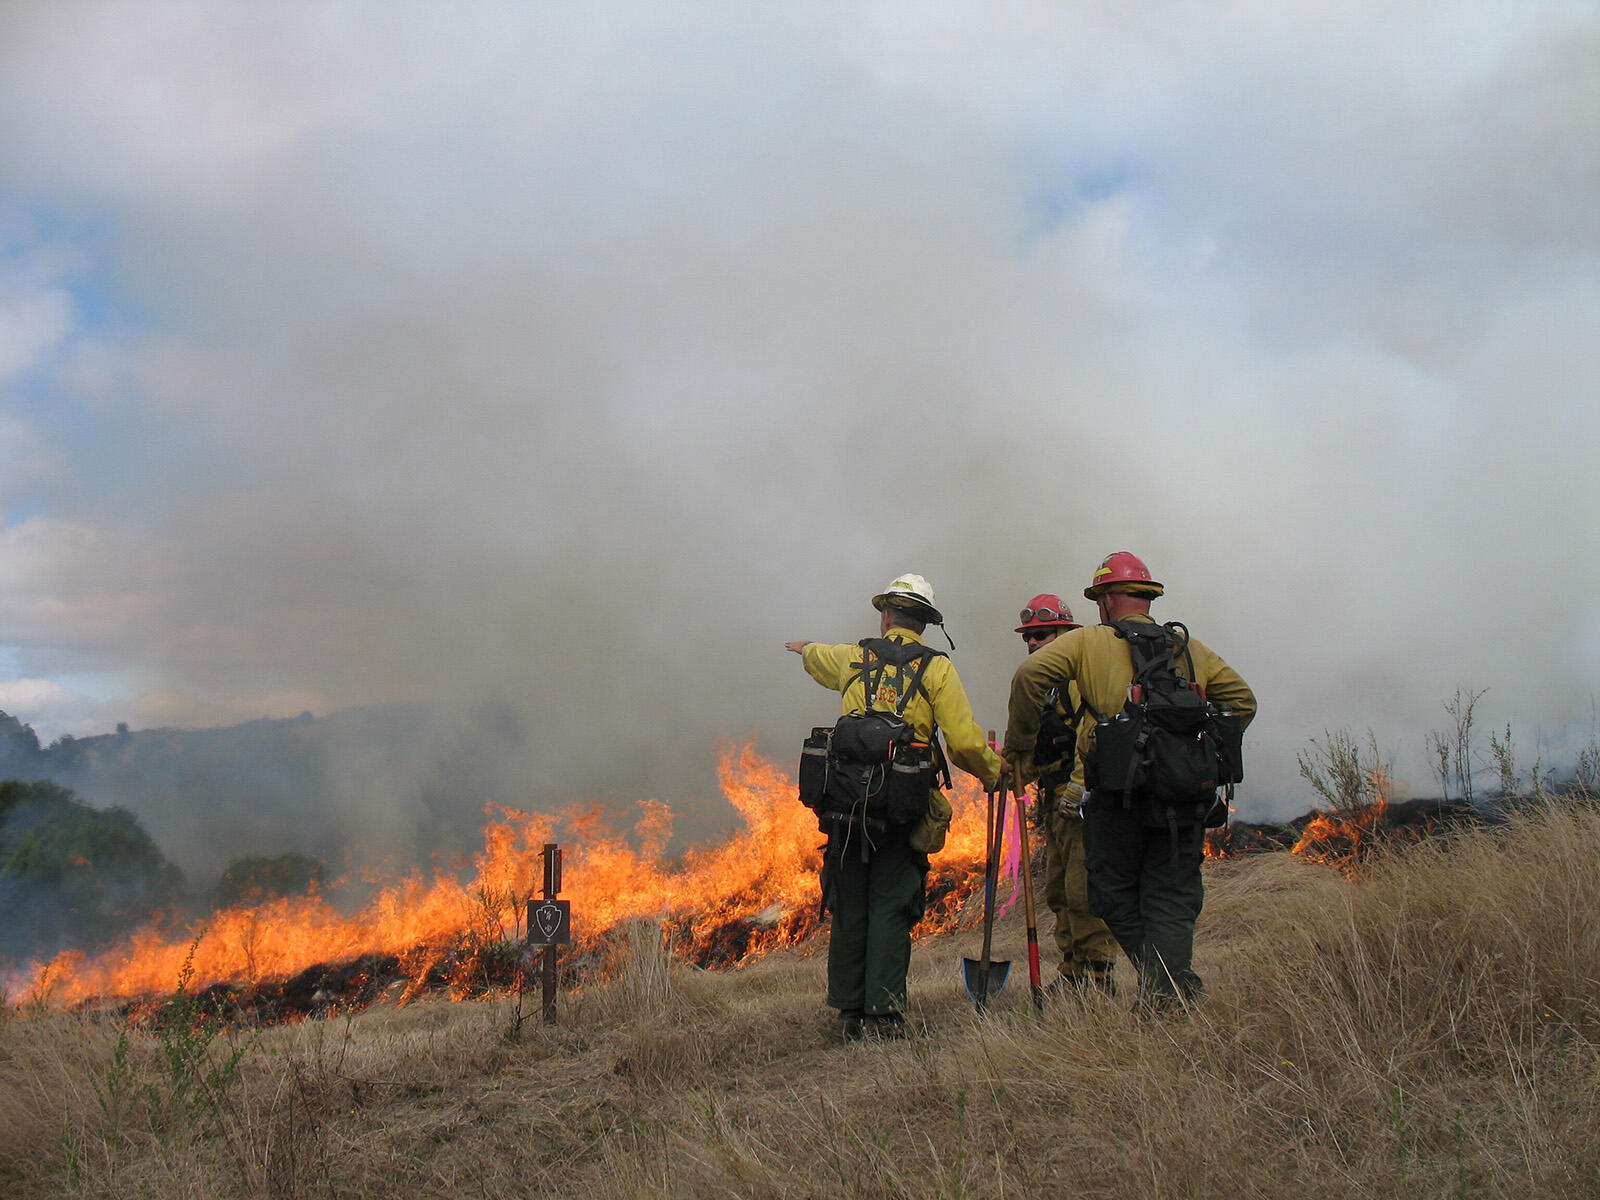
xmin=962 ymin=757 xmax=1011 ymax=1009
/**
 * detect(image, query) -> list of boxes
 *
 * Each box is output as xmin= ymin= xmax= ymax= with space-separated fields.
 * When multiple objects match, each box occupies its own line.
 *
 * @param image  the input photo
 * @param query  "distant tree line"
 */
xmin=0 ymin=703 xmax=522 ymax=882
xmin=1 ymin=771 xmax=330 ymax=973
xmin=0 ymin=778 xmax=182 ymax=968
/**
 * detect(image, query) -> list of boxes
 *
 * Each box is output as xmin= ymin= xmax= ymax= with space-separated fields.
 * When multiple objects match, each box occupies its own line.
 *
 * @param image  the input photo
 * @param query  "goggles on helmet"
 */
xmin=1019 ymin=605 xmax=1071 ymax=625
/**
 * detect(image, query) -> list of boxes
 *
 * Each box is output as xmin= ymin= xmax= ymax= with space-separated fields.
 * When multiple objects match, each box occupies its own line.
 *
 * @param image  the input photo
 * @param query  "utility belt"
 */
xmin=1088 ymin=784 xmax=1222 ymax=825
xmin=818 ymin=808 xmax=901 ymax=866
xmin=1085 ymin=788 xmax=1218 ymax=863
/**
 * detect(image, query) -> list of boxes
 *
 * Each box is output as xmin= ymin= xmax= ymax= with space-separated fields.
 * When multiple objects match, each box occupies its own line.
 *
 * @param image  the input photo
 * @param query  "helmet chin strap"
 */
xmin=939 ymin=623 xmax=956 ymax=651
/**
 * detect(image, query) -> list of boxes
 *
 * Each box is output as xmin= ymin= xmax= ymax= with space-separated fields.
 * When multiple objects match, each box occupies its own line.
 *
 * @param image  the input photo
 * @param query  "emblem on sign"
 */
xmin=527 ymin=899 xmax=571 ymax=946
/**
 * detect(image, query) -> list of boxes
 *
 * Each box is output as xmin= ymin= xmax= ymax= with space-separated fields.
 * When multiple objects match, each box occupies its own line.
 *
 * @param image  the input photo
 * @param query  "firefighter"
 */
xmin=787 ymin=574 xmax=1001 ymax=1040
xmin=1013 ymin=594 xmax=1119 ymax=994
xmin=1001 ymin=554 xmax=1256 ymax=1010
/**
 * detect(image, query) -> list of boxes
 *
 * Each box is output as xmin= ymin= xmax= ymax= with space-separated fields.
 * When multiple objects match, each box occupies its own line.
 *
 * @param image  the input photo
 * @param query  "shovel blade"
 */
xmin=961 ymin=956 xmax=1011 ymax=1004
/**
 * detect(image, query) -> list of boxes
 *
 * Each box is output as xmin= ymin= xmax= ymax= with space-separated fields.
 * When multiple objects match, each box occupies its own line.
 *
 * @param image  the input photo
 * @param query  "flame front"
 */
xmin=1289 ymin=766 xmax=1394 ymax=874
xmin=24 ymin=745 xmax=994 ymax=1007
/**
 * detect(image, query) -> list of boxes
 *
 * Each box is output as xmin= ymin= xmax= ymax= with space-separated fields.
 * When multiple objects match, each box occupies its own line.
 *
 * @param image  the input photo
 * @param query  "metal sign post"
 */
xmin=526 ymin=843 xmax=571 ymax=1023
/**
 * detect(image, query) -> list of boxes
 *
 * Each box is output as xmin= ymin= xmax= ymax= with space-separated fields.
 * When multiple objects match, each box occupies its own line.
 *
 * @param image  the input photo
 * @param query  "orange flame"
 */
xmin=1201 ymin=798 xmax=1239 ymax=858
xmin=1289 ymin=766 xmax=1393 ymax=874
xmin=22 ymin=745 xmax=995 ymax=1007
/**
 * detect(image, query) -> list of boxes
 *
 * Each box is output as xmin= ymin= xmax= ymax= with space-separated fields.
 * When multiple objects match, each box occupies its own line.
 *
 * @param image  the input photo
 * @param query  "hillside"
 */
xmin=0 ymin=704 xmax=564 ymax=880
xmin=2 ymin=799 xmax=1597 ymax=1199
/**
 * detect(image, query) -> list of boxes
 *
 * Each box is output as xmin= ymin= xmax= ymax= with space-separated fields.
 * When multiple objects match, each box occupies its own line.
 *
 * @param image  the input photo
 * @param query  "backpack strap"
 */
xmin=897 ymin=649 xmax=953 ymax=786
xmin=857 ymin=637 xmax=947 ymax=672
xmin=1114 ymin=619 xmax=1178 ymax=683
xmin=1164 ymin=621 xmax=1199 ymax=687
xmin=845 ymin=642 xmax=889 ymax=716
xmin=845 ymin=645 xmax=875 ymax=715
xmin=895 ymin=646 xmax=938 ymax=718
xmin=855 ymin=637 xmax=950 ymax=786
xmin=855 ymin=637 xmax=942 ymax=718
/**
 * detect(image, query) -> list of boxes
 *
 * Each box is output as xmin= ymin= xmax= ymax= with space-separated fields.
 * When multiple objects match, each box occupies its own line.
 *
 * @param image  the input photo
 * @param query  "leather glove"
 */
xmin=1055 ymin=781 xmax=1086 ymax=817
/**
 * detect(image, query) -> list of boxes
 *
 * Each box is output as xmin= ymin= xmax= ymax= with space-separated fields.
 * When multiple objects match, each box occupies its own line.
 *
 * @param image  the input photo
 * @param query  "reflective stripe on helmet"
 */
xmin=1083 ymin=551 xmax=1164 ymax=600
xmin=872 ymin=573 xmax=942 ymax=624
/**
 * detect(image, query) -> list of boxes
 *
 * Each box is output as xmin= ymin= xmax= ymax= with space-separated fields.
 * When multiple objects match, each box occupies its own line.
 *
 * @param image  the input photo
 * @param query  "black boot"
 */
xmin=838 ymin=1009 xmax=864 ymax=1042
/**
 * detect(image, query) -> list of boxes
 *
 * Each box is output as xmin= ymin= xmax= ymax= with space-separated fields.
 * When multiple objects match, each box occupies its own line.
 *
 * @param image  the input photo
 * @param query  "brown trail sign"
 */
xmin=526 ymin=842 xmax=571 ymax=1023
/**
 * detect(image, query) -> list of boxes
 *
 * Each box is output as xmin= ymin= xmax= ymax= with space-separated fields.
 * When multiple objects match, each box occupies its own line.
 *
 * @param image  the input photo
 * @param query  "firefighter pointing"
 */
xmin=1002 ymin=554 xmax=1256 ymax=1011
xmin=788 ymin=574 xmax=1001 ymax=1041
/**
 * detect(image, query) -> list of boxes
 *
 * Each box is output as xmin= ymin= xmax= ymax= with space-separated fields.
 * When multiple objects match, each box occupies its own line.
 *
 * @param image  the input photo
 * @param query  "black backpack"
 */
xmin=798 ymin=639 xmax=950 ymax=830
xmin=1033 ymin=687 xmax=1080 ymax=783
xmin=1084 ymin=620 xmax=1244 ymax=830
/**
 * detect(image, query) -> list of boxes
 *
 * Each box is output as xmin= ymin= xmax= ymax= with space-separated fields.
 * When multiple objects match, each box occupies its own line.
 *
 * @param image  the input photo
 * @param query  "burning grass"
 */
xmin=4 ymin=798 xmax=1599 ymax=1198
xmin=16 ymin=746 xmax=995 ymax=1014
xmin=16 ymin=745 xmax=1493 ymax=1028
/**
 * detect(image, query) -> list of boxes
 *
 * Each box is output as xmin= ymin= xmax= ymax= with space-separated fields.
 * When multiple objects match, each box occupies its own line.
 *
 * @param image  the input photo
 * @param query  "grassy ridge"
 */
xmin=3 ymin=802 xmax=1598 ymax=1199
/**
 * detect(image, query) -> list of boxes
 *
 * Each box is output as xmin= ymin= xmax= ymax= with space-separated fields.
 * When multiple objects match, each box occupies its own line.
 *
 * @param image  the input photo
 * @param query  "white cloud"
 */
xmin=0 ymin=230 xmax=79 ymax=385
xmin=0 ymin=414 xmax=62 ymax=503
xmin=0 ymin=676 xmax=103 ymax=740
xmin=0 ymin=287 xmax=72 ymax=385
xmin=0 ymin=517 xmax=162 ymax=654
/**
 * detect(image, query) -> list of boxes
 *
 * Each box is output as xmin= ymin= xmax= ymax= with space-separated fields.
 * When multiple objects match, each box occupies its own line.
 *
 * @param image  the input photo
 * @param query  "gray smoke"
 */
xmin=0 ymin=2 xmax=1597 ymax=866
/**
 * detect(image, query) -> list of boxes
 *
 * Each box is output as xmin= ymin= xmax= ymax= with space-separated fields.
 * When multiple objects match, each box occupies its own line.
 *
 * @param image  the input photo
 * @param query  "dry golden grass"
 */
xmin=4 ymin=801 xmax=1599 ymax=1199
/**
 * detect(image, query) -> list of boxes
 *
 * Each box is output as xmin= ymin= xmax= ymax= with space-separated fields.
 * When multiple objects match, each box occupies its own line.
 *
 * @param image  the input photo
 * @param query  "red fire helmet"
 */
xmin=1083 ymin=551 xmax=1165 ymax=600
xmin=1015 ymin=593 xmax=1080 ymax=634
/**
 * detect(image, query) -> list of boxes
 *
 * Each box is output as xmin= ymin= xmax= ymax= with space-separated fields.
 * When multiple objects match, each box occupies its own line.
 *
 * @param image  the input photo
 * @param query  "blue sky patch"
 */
xmin=1018 ymin=155 xmax=1145 ymax=243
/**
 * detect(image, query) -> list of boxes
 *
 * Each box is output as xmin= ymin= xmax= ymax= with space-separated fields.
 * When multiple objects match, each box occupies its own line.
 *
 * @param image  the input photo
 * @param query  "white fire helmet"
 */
xmin=871 ymin=573 xmax=943 ymax=624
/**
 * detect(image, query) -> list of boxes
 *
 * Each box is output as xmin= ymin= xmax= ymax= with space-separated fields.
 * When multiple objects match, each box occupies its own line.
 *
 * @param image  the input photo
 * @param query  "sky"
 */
xmin=1 ymin=0 xmax=1598 ymax=832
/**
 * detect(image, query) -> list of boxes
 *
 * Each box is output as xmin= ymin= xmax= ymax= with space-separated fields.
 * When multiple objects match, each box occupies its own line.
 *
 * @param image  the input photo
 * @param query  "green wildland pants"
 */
xmin=1044 ymin=807 xmax=1119 ymax=976
xmin=1082 ymin=795 xmax=1205 ymax=1004
xmin=821 ymin=828 xmax=928 ymax=1016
